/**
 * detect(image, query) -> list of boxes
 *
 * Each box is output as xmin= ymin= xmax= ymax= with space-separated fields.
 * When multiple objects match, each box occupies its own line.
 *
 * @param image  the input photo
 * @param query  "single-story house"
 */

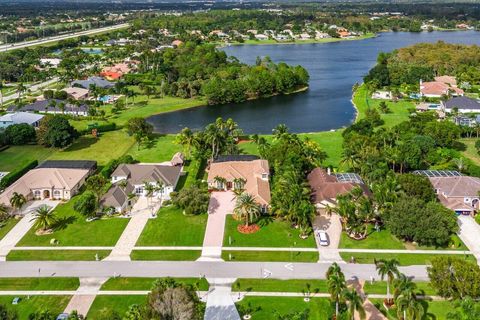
xmin=0 ymin=160 xmax=96 ymax=208
xmin=62 ymin=87 xmax=89 ymax=100
xmin=7 ymin=99 xmax=89 ymax=116
xmin=71 ymin=76 xmax=114 ymax=89
xmin=39 ymin=58 xmax=61 ymax=68
xmin=207 ymin=155 xmax=271 ymax=212
xmin=308 ymin=168 xmax=370 ymax=208
xmin=0 ymin=112 xmax=44 ymax=129
xmin=420 ymin=77 xmax=464 ymax=98
xmin=414 ymin=170 xmax=480 ymax=215
xmin=255 ymin=34 xmax=269 ymax=40
xmin=441 ymin=96 xmax=480 ymax=113
xmin=102 ymin=163 xmax=182 ymax=213
xmin=372 ymin=90 xmax=392 ymax=100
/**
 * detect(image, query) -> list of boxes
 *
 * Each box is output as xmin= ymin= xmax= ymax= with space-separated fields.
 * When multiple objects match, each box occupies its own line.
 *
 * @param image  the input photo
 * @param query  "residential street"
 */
xmin=2 ymin=77 xmax=59 ymax=103
xmin=0 ymin=261 xmax=429 ymax=281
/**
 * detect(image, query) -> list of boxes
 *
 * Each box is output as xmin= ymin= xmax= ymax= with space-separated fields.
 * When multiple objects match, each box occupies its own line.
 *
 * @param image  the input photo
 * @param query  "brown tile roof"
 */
xmin=207 ymin=159 xmax=271 ymax=205
xmin=434 ymin=75 xmax=457 ymax=87
xmin=308 ymin=168 xmax=370 ymax=205
xmin=429 ymin=176 xmax=480 ymax=198
xmin=420 ymin=81 xmax=464 ymax=96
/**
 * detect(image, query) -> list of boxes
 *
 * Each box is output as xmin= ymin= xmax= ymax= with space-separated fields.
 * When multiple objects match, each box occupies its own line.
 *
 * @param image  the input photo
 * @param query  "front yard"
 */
xmin=136 ymin=206 xmax=207 ymax=246
xmin=223 ymin=216 xmax=316 ymax=248
xmin=0 ymin=219 xmax=19 ymax=240
xmin=88 ymin=295 xmax=147 ymax=319
xmin=0 ymin=296 xmax=71 ymax=319
xmin=17 ymin=196 xmax=129 ymax=247
xmin=101 ymin=277 xmax=209 ymax=291
xmin=7 ymin=250 xmax=111 ymax=261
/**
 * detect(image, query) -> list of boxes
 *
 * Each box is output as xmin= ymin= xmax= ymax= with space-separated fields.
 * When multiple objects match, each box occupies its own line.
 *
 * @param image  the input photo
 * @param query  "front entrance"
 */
xmin=43 ymin=190 xmax=50 ymax=199
xmin=226 ymin=181 xmax=233 ymax=190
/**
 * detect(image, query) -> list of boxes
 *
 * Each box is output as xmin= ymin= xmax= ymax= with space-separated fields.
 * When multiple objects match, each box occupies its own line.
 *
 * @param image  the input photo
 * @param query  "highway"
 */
xmin=1 ymin=23 xmax=129 ymax=52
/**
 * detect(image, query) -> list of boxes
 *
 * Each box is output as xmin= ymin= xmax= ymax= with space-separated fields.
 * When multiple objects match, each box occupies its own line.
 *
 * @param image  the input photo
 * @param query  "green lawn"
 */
xmin=339 ymin=252 xmax=475 ymax=266
xmin=363 ymin=280 xmax=436 ymax=296
xmin=0 ymin=278 xmax=79 ymax=290
xmin=460 ymin=138 xmax=480 ymax=166
xmin=223 ymin=216 xmax=316 ymax=248
xmin=7 ymin=250 xmax=111 ymax=261
xmin=130 ymin=250 xmax=201 ymax=261
xmin=88 ymin=295 xmax=147 ymax=319
xmin=127 ymin=134 xmax=180 ymax=163
xmin=17 ymin=196 xmax=129 ymax=247
xmin=0 ymin=296 xmax=71 ymax=319
xmin=0 ymin=219 xmax=19 ymax=240
xmin=48 ymin=130 xmax=135 ymax=166
xmin=101 ymin=277 xmax=209 ymax=291
xmin=340 ymin=228 xmax=468 ymax=251
xmin=0 ymin=145 xmax=52 ymax=171
xmin=236 ymin=297 xmax=333 ymax=319
xmin=136 ymin=206 xmax=207 ymax=246
xmin=222 ymin=250 xmax=318 ymax=262
xmin=232 ymin=279 xmax=328 ymax=293
xmin=372 ymin=298 xmax=456 ymax=320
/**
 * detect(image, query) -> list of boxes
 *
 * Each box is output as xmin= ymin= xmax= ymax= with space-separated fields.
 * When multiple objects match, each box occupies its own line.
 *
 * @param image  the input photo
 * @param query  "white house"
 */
xmin=0 ymin=112 xmax=44 ymax=129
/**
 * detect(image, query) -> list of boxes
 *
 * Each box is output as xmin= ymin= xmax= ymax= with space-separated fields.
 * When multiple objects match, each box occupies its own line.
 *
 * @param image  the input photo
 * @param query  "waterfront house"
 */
xmin=0 ymin=112 xmax=44 ymax=129
xmin=207 ymin=155 xmax=271 ymax=212
xmin=441 ymin=96 xmax=480 ymax=114
xmin=420 ymin=76 xmax=464 ymax=98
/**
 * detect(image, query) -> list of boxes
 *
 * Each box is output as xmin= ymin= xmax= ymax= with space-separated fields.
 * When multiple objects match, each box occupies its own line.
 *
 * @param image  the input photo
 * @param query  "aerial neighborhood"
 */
xmin=2 ymin=1 xmax=480 ymax=320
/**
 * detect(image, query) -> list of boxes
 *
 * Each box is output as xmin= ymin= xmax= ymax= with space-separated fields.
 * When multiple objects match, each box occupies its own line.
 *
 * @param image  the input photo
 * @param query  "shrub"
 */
xmin=0 ymin=160 xmax=38 ymax=190
xmin=171 ymin=184 xmax=209 ymax=215
xmin=4 ymin=123 xmax=36 ymax=145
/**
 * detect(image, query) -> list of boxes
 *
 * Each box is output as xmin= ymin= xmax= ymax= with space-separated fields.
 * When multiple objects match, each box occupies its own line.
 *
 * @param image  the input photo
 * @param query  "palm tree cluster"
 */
xmin=175 ymin=117 xmax=242 ymax=161
xmin=234 ymin=193 xmax=261 ymax=227
xmin=326 ymin=263 xmax=365 ymax=320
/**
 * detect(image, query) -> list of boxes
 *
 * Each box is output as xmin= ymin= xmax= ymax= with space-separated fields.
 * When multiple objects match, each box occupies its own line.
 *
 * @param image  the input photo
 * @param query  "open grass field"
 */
xmin=222 ymin=250 xmax=318 ymax=262
xmin=136 ymin=206 xmax=207 ymax=246
xmin=0 ymin=278 xmax=79 ymax=290
xmin=130 ymin=250 xmax=201 ymax=261
xmin=88 ymin=295 xmax=147 ymax=319
xmin=460 ymin=138 xmax=480 ymax=166
xmin=127 ymin=134 xmax=181 ymax=163
xmin=17 ymin=196 xmax=129 ymax=247
xmin=101 ymin=277 xmax=209 ymax=291
xmin=236 ymin=297 xmax=333 ymax=319
xmin=0 ymin=296 xmax=71 ymax=319
xmin=48 ymin=130 xmax=135 ymax=166
xmin=0 ymin=219 xmax=19 ymax=241
xmin=232 ymin=279 xmax=328 ymax=293
xmin=339 ymin=252 xmax=475 ymax=266
xmin=223 ymin=216 xmax=316 ymax=248
xmin=7 ymin=250 xmax=111 ymax=261
xmin=0 ymin=145 xmax=52 ymax=171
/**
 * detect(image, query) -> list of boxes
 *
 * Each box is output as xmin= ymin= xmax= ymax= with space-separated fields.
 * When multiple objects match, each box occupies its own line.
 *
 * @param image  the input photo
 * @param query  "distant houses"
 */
xmin=0 ymin=112 xmax=44 ymax=128
xmin=441 ymin=96 xmax=480 ymax=114
xmin=62 ymin=87 xmax=89 ymax=101
xmin=8 ymin=99 xmax=89 ymax=117
xmin=420 ymin=76 xmax=464 ymax=98
xmin=71 ymin=76 xmax=114 ymax=90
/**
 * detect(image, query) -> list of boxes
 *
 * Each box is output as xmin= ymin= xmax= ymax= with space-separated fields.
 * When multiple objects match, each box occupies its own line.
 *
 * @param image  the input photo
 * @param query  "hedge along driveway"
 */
xmin=17 ymin=195 xmax=130 ymax=247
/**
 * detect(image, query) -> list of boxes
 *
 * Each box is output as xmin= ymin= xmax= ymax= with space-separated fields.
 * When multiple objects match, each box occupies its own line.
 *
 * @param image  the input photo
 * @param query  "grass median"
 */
xmin=130 ymin=250 xmax=201 ymax=261
xmin=101 ymin=277 xmax=209 ymax=291
xmin=236 ymin=297 xmax=332 ymax=319
xmin=222 ymin=250 xmax=318 ymax=262
xmin=7 ymin=250 xmax=111 ymax=261
xmin=0 ymin=278 xmax=79 ymax=290
xmin=339 ymin=252 xmax=475 ymax=266
xmin=232 ymin=279 xmax=328 ymax=293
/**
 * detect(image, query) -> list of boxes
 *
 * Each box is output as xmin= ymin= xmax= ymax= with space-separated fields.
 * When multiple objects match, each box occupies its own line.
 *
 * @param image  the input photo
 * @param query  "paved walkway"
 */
xmin=63 ymin=277 xmax=108 ymax=317
xmin=200 ymin=192 xmax=236 ymax=261
xmin=204 ymin=278 xmax=240 ymax=320
xmin=457 ymin=215 xmax=480 ymax=263
xmin=347 ymin=278 xmax=387 ymax=320
xmin=0 ymin=200 xmax=59 ymax=260
xmin=105 ymin=197 xmax=160 ymax=261
xmin=313 ymin=210 xmax=344 ymax=263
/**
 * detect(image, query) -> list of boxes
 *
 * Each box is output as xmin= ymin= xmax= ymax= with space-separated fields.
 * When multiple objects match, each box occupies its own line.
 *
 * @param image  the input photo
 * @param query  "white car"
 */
xmin=317 ymin=230 xmax=329 ymax=246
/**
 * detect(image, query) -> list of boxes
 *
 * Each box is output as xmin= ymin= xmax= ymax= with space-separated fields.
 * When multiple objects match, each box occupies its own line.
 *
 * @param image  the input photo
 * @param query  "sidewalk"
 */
xmin=105 ymin=197 xmax=160 ymax=261
xmin=204 ymin=278 xmax=240 ymax=320
xmin=200 ymin=192 xmax=236 ymax=261
xmin=457 ymin=215 xmax=480 ymax=263
xmin=63 ymin=277 xmax=108 ymax=317
xmin=0 ymin=200 xmax=59 ymax=261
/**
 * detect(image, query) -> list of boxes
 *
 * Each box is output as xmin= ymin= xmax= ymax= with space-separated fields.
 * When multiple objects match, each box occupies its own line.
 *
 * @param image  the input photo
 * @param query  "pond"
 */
xmin=147 ymin=31 xmax=480 ymax=134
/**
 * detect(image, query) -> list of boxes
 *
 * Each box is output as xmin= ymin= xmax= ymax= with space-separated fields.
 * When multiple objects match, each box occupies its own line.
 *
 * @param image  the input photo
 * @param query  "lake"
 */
xmin=147 ymin=31 xmax=480 ymax=134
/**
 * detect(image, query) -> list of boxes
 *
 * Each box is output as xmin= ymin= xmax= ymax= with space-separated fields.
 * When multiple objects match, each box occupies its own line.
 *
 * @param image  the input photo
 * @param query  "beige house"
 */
xmin=0 ymin=160 xmax=96 ymax=208
xmin=62 ymin=87 xmax=89 ymax=100
xmin=415 ymin=170 xmax=480 ymax=215
xmin=207 ymin=155 xmax=271 ymax=212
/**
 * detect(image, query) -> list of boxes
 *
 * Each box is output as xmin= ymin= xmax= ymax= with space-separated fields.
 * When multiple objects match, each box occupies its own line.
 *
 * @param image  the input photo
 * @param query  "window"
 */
xmin=261 ymin=173 xmax=268 ymax=180
xmin=34 ymin=190 xmax=41 ymax=198
xmin=135 ymin=187 xmax=143 ymax=195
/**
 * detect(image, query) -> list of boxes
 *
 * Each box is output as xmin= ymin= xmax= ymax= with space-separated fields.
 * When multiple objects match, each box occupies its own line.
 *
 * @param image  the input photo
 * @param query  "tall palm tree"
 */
xmin=326 ymin=262 xmax=343 ymax=279
xmin=175 ymin=127 xmax=194 ymax=158
xmin=396 ymin=292 xmax=424 ymax=320
xmin=9 ymin=192 xmax=26 ymax=215
xmin=234 ymin=193 xmax=261 ymax=227
xmin=375 ymin=258 xmax=400 ymax=304
xmin=143 ymin=182 xmax=156 ymax=208
xmin=327 ymin=274 xmax=346 ymax=318
xmin=393 ymin=273 xmax=417 ymax=301
xmin=16 ymin=82 xmax=26 ymax=100
xmin=343 ymin=288 xmax=365 ymax=320
xmin=30 ymin=205 xmax=57 ymax=232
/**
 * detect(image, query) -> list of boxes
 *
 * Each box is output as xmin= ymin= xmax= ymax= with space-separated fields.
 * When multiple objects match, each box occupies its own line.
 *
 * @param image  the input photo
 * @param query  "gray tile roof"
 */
xmin=443 ymin=96 xmax=480 ymax=110
xmin=101 ymin=181 xmax=134 ymax=208
xmin=7 ymin=99 xmax=88 ymax=114
xmin=71 ymin=76 xmax=114 ymax=89
xmin=112 ymin=164 xmax=181 ymax=186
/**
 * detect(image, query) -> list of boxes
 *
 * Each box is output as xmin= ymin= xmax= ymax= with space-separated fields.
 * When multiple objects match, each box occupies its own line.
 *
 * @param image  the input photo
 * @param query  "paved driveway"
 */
xmin=312 ymin=210 xmax=344 ymax=263
xmin=457 ymin=215 xmax=480 ymax=263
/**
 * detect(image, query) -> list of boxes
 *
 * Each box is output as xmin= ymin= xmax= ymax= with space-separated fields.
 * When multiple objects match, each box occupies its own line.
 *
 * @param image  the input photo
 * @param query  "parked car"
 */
xmin=56 ymin=313 xmax=69 ymax=320
xmin=317 ymin=230 xmax=329 ymax=246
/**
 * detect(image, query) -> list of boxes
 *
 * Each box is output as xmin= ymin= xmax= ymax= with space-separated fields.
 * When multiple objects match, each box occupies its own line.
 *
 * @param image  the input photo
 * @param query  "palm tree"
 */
xmin=396 ymin=292 xmax=424 ymax=320
xmin=393 ymin=273 xmax=417 ymax=302
xmin=326 ymin=262 xmax=343 ymax=279
xmin=343 ymin=288 xmax=365 ymax=320
xmin=0 ymin=203 xmax=8 ymax=219
xmin=143 ymin=182 xmax=156 ymax=209
xmin=9 ymin=192 xmax=26 ymax=215
xmin=327 ymin=274 xmax=346 ymax=318
xmin=375 ymin=258 xmax=400 ymax=304
xmin=30 ymin=205 xmax=57 ymax=232
xmin=234 ymin=193 xmax=261 ymax=227
xmin=213 ymin=176 xmax=227 ymax=190
xmin=16 ymin=82 xmax=26 ymax=100
xmin=175 ymin=127 xmax=194 ymax=158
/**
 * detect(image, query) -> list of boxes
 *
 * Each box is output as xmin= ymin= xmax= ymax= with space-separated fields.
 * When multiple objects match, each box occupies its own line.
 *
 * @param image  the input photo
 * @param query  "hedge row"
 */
xmin=0 ymin=159 xmax=38 ymax=190
xmin=100 ymin=154 xmax=136 ymax=178
xmin=79 ymin=122 xmax=117 ymax=135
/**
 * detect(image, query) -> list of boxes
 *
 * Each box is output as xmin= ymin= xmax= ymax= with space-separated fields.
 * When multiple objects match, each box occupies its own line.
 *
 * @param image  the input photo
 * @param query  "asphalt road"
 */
xmin=1 ymin=23 xmax=129 ymax=52
xmin=0 ymin=261 xmax=430 ymax=281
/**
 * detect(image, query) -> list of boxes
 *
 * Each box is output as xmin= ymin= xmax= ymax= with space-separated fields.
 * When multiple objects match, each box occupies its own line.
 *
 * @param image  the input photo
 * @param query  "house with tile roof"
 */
xmin=0 ymin=160 xmax=96 ymax=208
xmin=8 ymin=99 xmax=88 ymax=116
xmin=308 ymin=168 xmax=370 ymax=208
xmin=420 ymin=76 xmax=464 ymax=98
xmin=71 ymin=76 xmax=114 ymax=89
xmin=441 ymin=96 xmax=480 ymax=114
xmin=102 ymin=163 xmax=182 ymax=213
xmin=0 ymin=112 xmax=44 ymax=128
xmin=207 ymin=157 xmax=271 ymax=212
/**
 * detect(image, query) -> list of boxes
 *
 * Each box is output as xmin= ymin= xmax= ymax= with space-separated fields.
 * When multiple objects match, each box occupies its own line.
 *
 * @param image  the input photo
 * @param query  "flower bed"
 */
xmin=237 ymin=224 xmax=260 ymax=234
